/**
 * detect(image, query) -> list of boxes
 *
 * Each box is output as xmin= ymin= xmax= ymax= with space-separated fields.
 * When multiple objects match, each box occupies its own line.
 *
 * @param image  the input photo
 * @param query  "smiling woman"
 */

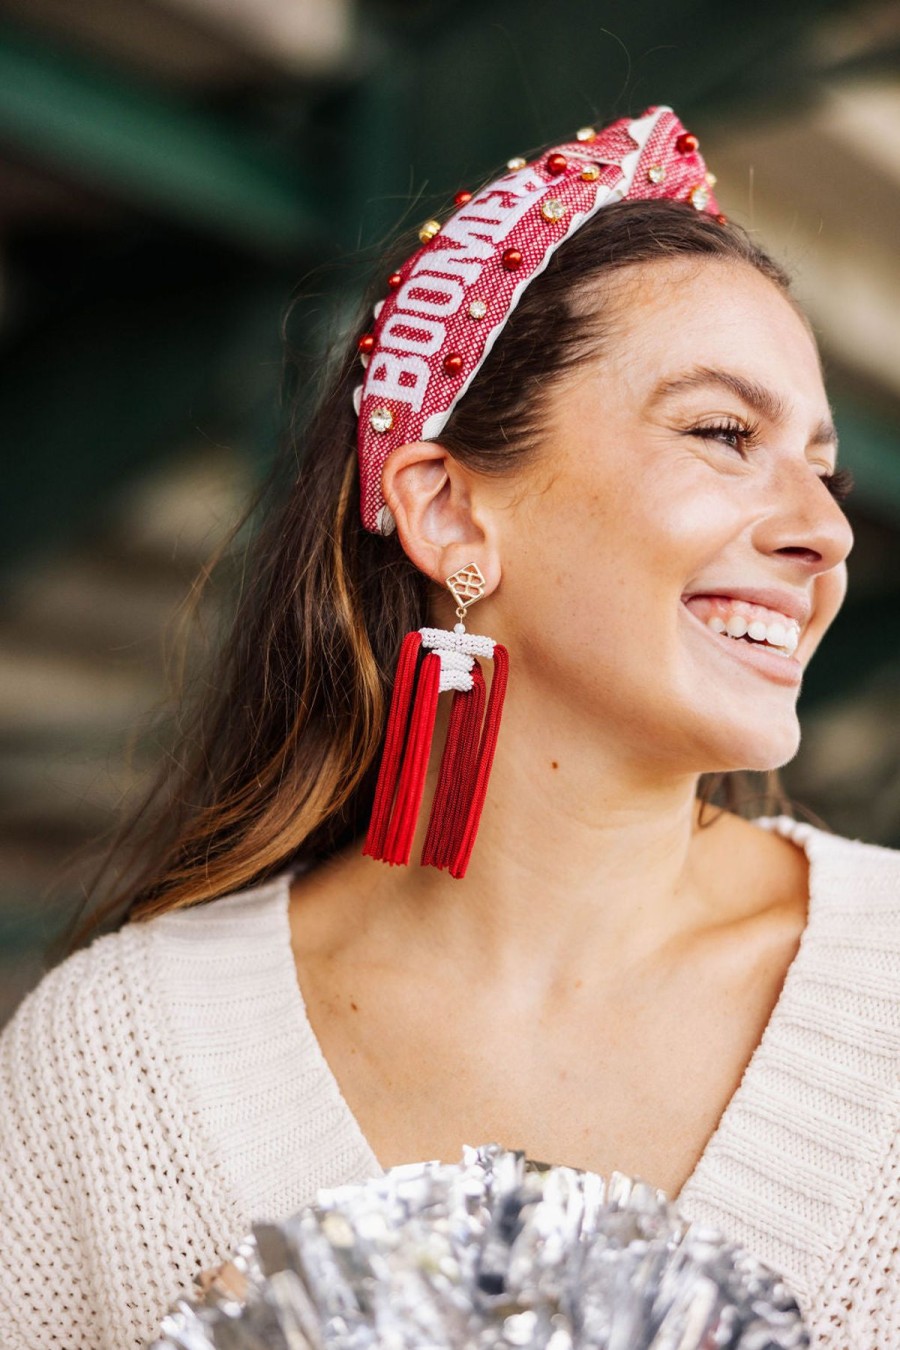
xmin=432 ymin=256 xmax=855 ymax=784
xmin=0 ymin=108 xmax=897 ymax=1350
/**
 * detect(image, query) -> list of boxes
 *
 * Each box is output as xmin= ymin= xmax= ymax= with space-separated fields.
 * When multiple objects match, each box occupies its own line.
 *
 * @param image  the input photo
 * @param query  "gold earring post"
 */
xmin=446 ymin=562 xmax=486 ymax=623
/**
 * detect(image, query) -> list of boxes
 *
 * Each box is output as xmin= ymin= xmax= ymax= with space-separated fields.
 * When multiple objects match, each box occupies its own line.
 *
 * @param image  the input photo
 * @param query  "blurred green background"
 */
xmin=1 ymin=0 xmax=899 ymax=1023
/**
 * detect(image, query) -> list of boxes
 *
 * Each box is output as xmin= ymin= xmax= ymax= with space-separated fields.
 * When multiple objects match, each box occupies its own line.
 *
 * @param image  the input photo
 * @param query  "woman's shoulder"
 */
xmin=144 ymin=868 xmax=295 ymax=968
xmin=0 ymin=871 xmax=297 ymax=1128
xmin=0 ymin=889 xmax=274 ymax=1350
xmin=4 ymin=869 xmax=292 ymax=1033
xmin=0 ymin=866 xmax=309 ymax=1233
xmin=1 ymin=913 xmax=148 ymax=1085
xmin=753 ymin=814 xmax=900 ymax=1066
xmin=757 ymin=813 xmax=900 ymax=912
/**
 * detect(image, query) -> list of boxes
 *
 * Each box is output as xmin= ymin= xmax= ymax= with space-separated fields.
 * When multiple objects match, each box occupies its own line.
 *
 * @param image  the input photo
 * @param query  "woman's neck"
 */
xmin=416 ymin=755 xmax=703 ymax=963
xmin=344 ymin=686 xmax=744 ymax=990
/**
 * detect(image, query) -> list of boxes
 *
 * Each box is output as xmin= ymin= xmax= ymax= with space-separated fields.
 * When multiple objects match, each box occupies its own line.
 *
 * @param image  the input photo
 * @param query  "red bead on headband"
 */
xmin=354 ymin=104 xmax=721 ymax=535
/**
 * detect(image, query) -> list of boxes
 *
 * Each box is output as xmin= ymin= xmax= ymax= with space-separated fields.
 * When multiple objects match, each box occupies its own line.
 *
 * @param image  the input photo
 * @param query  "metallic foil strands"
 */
xmin=152 ymin=1145 xmax=810 ymax=1350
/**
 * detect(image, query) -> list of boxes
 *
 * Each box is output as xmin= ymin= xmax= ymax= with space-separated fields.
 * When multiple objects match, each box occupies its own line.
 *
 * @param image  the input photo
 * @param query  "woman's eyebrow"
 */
xmin=649 ymin=365 xmax=838 ymax=451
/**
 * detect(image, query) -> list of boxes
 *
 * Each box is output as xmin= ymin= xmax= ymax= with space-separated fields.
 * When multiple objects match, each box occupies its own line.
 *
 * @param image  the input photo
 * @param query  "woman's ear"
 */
xmin=381 ymin=441 xmax=501 ymax=593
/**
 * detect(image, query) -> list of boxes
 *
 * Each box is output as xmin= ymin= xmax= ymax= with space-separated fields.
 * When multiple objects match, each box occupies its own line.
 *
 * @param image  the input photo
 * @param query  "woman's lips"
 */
xmin=682 ymin=594 xmax=799 ymax=631
xmin=682 ymin=588 xmax=811 ymax=628
xmin=680 ymin=599 xmax=803 ymax=687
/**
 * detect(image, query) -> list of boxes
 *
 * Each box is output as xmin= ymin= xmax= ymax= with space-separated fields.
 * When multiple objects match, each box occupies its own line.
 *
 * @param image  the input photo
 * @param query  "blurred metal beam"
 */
xmin=159 ymin=0 xmax=354 ymax=74
xmin=706 ymin=93 xmax=900 ymax=409
xmin=819 ymin=80 xmax=900 ymax=189
xmin=0 ymin=20 xmax=325 ymax=253
xmin=799 ymin=588 xmax=900 ymax=709
xmin=0 ymin=0 xmax=354 ymax=85
xmin=0 ymin=0 xmax=261 ymax=88
xmin=0 ymin=264 xmax=286 ymax=573
xmin=834 ymin=398 xmax=900 ymax=523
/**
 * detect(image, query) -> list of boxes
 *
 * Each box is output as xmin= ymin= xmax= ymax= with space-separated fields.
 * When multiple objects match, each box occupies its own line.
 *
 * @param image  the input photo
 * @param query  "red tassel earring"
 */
xmin=363 ymin=563 xmax=509 ymax=878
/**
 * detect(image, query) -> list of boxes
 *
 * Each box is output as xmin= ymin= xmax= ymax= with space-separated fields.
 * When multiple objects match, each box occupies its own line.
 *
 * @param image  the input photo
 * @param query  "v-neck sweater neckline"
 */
xmin=271 ymin=814 xmax=821 ymax=1209
xmin=149 ymin=812 xmax=899 ymax=1317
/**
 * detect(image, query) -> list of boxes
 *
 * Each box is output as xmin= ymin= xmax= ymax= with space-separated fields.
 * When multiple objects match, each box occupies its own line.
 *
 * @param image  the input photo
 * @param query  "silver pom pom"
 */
xmin=151 ymin=1145 xmax=809 ymax=1349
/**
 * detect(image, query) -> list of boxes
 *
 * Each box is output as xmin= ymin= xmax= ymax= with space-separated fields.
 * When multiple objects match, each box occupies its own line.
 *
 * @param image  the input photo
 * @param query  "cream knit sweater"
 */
xmin=0 ymin=817 xmax=897 ymax=1349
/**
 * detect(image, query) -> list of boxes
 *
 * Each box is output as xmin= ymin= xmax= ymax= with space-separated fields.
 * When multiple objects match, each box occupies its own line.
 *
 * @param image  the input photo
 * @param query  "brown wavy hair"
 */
xmin=70 ymin=197 xmax=797 ymax=943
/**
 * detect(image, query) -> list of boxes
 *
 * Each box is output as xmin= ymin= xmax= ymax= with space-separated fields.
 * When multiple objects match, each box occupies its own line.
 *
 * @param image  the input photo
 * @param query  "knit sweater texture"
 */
xmin=0 ymin=816 xmax=897 ymax=1349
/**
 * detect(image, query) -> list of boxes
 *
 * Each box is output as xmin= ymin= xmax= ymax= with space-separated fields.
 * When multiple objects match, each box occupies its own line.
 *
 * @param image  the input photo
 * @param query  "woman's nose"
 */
xmin=752 ymin=459 xmax=855 ymax=574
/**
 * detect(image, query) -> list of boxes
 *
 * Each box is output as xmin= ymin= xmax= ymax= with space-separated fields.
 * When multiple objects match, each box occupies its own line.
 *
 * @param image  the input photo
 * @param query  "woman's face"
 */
xmin=495 ymin=257 xmax=854 ymax=774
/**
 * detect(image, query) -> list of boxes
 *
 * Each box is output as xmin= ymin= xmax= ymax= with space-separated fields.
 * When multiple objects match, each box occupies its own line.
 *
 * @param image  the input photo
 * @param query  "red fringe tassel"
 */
xmin=421 ymin=664 xmax=486 ymax=870
xmin=362 ymin=631 xmax=421 ymax=861
xmin=382 ymin=652 xmax=441 ymax=865
xmin=450 ymin=643 xmax=509 ymax=878
xmin=363 ymin=636 xmax=509 ymax=877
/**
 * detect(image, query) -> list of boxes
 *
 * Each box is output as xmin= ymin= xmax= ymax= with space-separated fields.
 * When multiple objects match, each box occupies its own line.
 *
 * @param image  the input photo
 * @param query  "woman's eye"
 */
xmin=820 ymin=465 xmax=854 ymax=503
xmin=688 ymin=422 xmax=754 ymax=454
xmin=684 ymin=424 xmax=852 ymax=504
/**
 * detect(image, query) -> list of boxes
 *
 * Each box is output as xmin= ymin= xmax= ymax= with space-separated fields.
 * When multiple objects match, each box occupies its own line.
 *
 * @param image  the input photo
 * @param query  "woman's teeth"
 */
xmin=706 ymin=612 xmax=799 ymax=656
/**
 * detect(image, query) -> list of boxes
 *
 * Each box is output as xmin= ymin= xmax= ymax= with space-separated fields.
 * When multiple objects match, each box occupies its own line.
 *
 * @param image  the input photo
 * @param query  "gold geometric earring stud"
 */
xmin=446 ymin=562 xmax=487 ymax=623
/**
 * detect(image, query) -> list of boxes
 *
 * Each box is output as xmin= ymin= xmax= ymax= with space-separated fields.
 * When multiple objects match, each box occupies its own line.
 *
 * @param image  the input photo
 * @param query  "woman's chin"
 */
xmin=703 ymin=717 xmax=801 ymax=775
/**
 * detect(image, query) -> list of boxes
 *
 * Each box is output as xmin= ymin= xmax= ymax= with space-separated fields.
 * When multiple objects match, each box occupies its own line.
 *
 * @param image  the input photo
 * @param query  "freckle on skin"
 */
xmin=350 ymin=1001 xmax=359 ymax=1011
xmin=551 ymin=760 xmax=559 ymax=770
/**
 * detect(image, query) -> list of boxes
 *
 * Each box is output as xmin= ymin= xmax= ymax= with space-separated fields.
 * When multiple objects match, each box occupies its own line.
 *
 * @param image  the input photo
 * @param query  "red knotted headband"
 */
xmin=354 ymin=104 xmax=722 ymax=535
